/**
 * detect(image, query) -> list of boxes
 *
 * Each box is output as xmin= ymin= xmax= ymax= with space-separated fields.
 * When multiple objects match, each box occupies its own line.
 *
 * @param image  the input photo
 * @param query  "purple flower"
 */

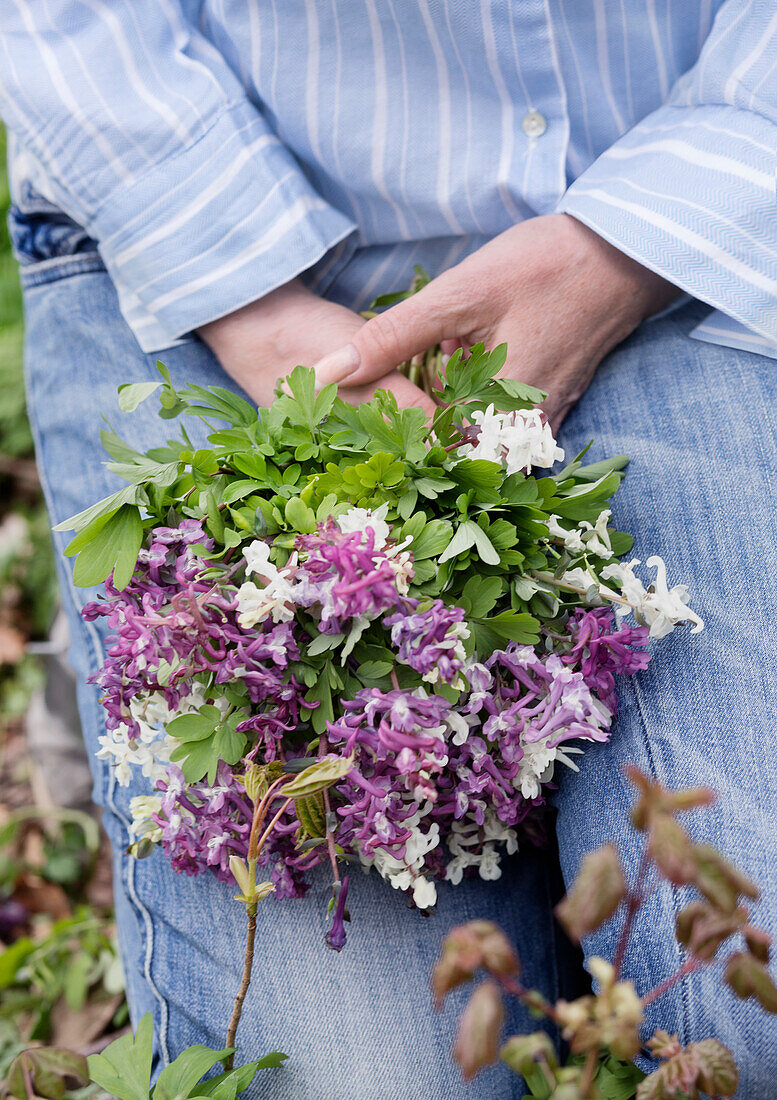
xmin=561 ymin=607 xmax=650 ymax=712
xmin=295 ymin=520 xmax=402 ymax=632
xmin=83 ymin=510 xmax=655 ymax=918
xmin=325 ymin=876 xmax=350 ymax=951
xmin=384 ymin=599 xmax=469 ymax=687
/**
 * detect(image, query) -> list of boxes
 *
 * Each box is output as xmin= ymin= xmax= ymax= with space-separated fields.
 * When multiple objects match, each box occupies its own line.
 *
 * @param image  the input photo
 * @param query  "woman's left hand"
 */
xmin=311 ymin=214 xmax=679 ymax=426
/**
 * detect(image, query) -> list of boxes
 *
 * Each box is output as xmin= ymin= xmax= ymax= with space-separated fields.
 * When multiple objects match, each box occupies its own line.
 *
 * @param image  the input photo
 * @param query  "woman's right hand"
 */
xmin=197 ymin=277 xmax=435 ymax=412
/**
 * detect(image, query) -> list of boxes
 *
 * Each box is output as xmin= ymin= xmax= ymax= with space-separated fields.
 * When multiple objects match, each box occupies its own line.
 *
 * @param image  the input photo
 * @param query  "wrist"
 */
xmin=558 ymin=213 xmax=680 ymax=329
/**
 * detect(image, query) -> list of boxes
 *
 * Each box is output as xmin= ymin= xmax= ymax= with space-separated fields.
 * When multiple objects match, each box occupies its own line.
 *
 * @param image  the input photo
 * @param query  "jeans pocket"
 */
xmin=9 ymin=190 xmax=105 ymax=287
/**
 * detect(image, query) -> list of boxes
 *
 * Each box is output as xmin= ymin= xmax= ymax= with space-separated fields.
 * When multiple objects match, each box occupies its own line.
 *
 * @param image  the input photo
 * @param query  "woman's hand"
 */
xmin=197 ymin=278 xmax=435 ymax=412
xmin=310 ymin=215 xmax=679 ymax=426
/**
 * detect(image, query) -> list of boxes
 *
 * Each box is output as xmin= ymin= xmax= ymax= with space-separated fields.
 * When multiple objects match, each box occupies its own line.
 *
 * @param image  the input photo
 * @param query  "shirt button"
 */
xmin=522 ymin=110 xmax=547 ymax=138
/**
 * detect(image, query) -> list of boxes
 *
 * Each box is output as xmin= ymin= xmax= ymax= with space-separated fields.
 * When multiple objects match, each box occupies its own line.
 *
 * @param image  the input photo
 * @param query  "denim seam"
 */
xmin=19 ymin=253 xmax=105 ymax=287
xmin=630 ymin=675 xmax=690 ymax=1046
xmin=23 ymin=361 xmax=171 ymax=1065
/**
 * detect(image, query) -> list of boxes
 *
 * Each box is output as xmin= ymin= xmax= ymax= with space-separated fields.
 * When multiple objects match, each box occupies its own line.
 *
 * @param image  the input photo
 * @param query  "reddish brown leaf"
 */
xmin=675 ymin=902 xmax=747 ymax=961
xmin=725 ymin=952 xmax=777 ymax=1013
xmin=555 ymin=844 xmax=626 ymax=942
xmin=452 ymin=980 xmax=505 ymax=1081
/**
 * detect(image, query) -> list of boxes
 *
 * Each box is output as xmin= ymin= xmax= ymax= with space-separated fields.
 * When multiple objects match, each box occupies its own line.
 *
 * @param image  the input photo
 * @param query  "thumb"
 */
xmin=312 ymin=276 xmax=462 ymax=389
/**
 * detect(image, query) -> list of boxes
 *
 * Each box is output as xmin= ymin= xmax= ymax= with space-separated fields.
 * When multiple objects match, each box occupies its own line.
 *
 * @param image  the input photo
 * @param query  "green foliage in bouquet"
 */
xmin=55 ymin=345 xmax=633 ymax=736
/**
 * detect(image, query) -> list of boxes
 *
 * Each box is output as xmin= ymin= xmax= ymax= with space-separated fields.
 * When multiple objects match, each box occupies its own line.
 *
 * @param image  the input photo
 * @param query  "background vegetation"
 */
xmin=0 ymin=128 xmax=125 ymax=1093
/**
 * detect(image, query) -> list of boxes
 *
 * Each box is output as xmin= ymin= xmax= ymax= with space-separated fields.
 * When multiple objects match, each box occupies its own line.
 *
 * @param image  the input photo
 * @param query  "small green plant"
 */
xmin=2 ymin=1013 xmax=286 ymax=1100
xmin=433 ymin=768 xmax=777 ymax=1099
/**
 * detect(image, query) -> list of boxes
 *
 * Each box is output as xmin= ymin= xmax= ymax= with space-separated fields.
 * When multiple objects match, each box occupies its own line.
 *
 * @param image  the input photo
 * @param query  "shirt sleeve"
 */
xmin=0 ymin=0 xmax=356 ymax=352
xmin=558 ymin=0 xmax=777 ymax=344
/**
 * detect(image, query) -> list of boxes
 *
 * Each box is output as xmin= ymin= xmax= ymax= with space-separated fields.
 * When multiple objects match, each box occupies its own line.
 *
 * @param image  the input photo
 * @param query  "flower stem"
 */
xmin=641 ymin=957 xmax=705 ymax=1007
xmin=530 ymin=569 xmax=631 ymax=610
xmin=255 ymin=797 xmax=293 ymax=852
xmin=223 ymin=780 xmax=292 ymax=1071
xmin=224 ymin=902 xmax=258 ymax=1071
xmin=613 ymin=847 xmax=651 ymax=976
xmin=579 ymin=1049 xmax=598 ymax=1097
xmin=318 ymin=733 xmax=341 ymax=884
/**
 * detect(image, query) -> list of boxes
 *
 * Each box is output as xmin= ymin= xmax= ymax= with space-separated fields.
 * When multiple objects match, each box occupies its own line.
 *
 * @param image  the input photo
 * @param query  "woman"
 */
xmin=3 ymin=2 xmax=777 ymax=1095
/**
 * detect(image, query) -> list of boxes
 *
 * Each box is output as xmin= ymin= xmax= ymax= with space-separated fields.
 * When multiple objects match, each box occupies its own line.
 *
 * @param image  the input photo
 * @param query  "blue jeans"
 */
xmin=15 ymin=206 xmax=777 ymax=1097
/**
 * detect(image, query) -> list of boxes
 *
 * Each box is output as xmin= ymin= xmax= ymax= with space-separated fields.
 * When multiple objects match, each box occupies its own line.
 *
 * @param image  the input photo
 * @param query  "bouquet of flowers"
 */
xmin=58 ymin=342 xmax=702 ymax=947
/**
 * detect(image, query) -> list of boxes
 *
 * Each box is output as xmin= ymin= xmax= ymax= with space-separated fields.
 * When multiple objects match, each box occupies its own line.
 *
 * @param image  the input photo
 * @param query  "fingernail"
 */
xmin=313 ymin=343 xmax=361 ymax=389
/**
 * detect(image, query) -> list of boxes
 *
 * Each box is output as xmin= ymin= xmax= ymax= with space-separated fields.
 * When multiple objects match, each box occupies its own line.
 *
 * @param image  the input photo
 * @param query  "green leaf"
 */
xmin=302 ymin=672 xmax=334 ymax=734
xmin=462 ymin=576 xmax=502 ymax=618
xmin=280 ymin=754 xmax=354 ymax=798
xmin=306 ymin=632 xmax=345 ymax=656
xmin=0 ymin=937 xmax=36 ymax=988
xmin=358 ymin=659 xmax=394 ymax=679
xmin=285 ymin=496 xmax=317 ymax=533
xmin=100 ymin=427 xmax=149 ymax=464
xmin=437 ymin=522 xmax=477 ymax=564
xmin=213 ymin=718 xmax=248 ymax=767
xmin=118 ymin=381 xmax=162 ymax=412
xmin=153 ymin=1045 xmax=232 ymax=1100
xmin=295 ymin=792 xmax=326 ymax=839
xmin=491 ymin=376 xmax=546 ymax=406
xmin=53 ymin=481 xmax=146 ymax=534
xmin=472 ymin=611 xmax=540 ymax=657
xmin=450 ymin=459 xmax=502 ymax=493
xmin=468 ymin=522 xmax=501 ymax=566
xmin=88 ymin=1012 xmax=154 ymax=1100
xmin=170 ymin=713 xmax=247 ymax=785
xmin=166 ymin=705 xmax=221 ymax=742
xmin=273 ymin=366 xmax=321 ymax=432
xmin=190 ymin=1054 xmax=288 ymax=1097
xmin=313 ymin=383 xmax=338 ymax=423
xmin=64 ymin=950 xmax=92 ymax=1010
xmin=70 ymin=504 xmax=143 ymax=590
xmin=5 ymin=1049 xmax=89 ymax=1100
xmin=408 ymin=518 xmax=453 ymax=560
xmin=222 ymin=480 xmax=267 ymax=506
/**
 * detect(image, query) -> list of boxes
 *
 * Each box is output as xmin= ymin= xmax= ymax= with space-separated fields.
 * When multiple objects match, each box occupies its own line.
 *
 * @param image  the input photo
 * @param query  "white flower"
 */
xmin=579 ymin=509 xmax=614 ymax=559
xmin=129 ymin=795 xmax=163 ymax=842
xmin=236 ymin=576 xmax=295 ymax=627
xmin=561 ymin=567 xmax=601 ymax=600
xmin=238 ymin=542 xmax=297 ymax=626
xmin=547 ymin=514 xmax=586 ymax=553
xmin=339 ymin=503 xmax=415 ymax=594
xmin=599 ymin=558 xmax=648 ymax=613
xmin=477 ymin=844 xmax=503 ymax=881
xmin=361 ymin=816 xmax=441 ymax=908
xmin=242 ymin=539 xmax=275 ymax=577
xmin=338 ymin=502 xmax=391 ymax=550
xmin=515 ymin=743 xmax=557 ymax=800
xmin=599 ymin=556 xmax=704 ymax=638
xmin=641 ymin=556 xmax=705 ymax=638
xmin=464 ymin=405 xmax=565 ymax=474
xmin=385 ymin=545 xmax=414 ymax=595
xmin=446 ymin=710 xmax=472 ymax=746
xmin=96 ymin=725 xmax=157 ymax=787
xmin=412 ymin=876 xmax=438 ymax=909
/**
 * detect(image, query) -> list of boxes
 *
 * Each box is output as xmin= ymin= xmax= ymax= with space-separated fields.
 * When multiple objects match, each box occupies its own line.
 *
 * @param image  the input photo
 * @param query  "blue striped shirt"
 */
xmin=3 ymin=1 xmax=776 ymax=358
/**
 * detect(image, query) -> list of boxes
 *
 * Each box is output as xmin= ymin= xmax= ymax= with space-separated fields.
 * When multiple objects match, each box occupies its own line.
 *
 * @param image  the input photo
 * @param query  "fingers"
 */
xmin=312 ymin=274 xmax=464 ymax=389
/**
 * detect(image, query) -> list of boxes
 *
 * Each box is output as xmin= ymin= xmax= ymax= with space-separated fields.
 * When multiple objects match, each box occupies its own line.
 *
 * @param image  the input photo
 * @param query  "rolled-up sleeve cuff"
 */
xmin=91 ymin=99 xmax=357 ymax=352
xmin=557 ymin=102 xmax=777 ymax=343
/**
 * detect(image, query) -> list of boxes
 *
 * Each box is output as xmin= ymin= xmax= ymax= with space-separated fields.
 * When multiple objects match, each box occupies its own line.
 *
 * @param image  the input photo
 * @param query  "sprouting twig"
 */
xmin=613 ymin=847 xmax=651 ymax=975
xmin=224 ymin=905 xmax=258 ymax=1070
xmin=641 ymin=957 xmax=705 ymax=1007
